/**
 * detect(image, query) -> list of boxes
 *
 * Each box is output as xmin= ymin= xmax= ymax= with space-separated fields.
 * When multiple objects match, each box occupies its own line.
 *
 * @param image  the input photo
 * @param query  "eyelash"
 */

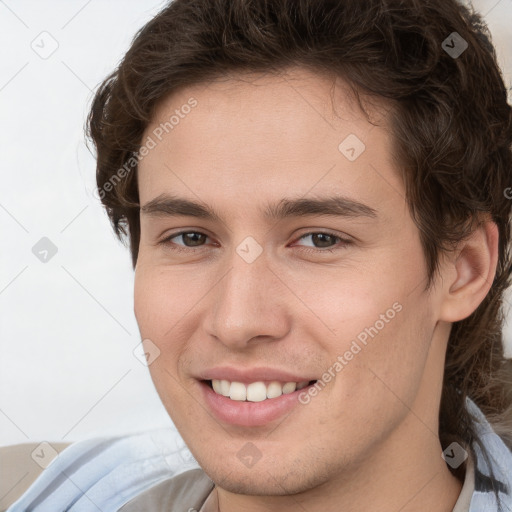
xmin=158 ymin=230 xmax=351 ymax=254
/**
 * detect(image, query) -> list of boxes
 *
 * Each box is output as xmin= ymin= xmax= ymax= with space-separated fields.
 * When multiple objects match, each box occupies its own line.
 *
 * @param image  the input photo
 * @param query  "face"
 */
xmin=134 ymin=68 xmax=445 ymax=496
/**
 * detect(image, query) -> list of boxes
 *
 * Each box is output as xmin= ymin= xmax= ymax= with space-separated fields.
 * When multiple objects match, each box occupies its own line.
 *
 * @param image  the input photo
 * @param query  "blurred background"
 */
xmin=1 ymin=0 xmax=512 ymax=447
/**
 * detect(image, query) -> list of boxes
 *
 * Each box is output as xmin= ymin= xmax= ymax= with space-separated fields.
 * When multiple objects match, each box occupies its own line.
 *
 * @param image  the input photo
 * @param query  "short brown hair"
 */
xmin=87 ymin=0 xmax=512 ymax=481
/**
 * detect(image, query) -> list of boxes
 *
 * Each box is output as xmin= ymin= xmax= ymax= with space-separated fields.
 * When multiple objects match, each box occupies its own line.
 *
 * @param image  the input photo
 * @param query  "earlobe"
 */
xmin=439 ymin=220 xmax=499 ymax=323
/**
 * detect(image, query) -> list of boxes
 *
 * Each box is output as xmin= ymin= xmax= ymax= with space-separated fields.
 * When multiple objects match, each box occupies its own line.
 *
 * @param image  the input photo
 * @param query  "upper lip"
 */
xmin=197 ymin=366 xmax=317 ymax=384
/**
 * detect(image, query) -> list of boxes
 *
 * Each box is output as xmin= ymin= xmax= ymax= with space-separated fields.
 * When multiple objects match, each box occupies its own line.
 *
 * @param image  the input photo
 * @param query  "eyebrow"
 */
xmin=264 ymin=196 xmax=377 ymax=220
xmin=140 ymin=193 xmax=377 ymax=221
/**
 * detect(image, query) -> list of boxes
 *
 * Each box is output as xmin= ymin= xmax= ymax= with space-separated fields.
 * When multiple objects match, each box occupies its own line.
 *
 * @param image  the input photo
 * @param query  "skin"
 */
xmin=134 ymin=67 xmax=498 ymax=512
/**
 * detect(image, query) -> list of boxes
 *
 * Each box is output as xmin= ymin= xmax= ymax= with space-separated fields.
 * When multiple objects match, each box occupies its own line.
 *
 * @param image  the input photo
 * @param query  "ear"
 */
xmin=439 ymin=219 xmax=499 ymax=323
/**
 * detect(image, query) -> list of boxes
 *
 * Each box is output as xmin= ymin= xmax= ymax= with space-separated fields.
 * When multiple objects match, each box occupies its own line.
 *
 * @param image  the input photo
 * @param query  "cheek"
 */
xmin=274 ymin=256 xmax=413 ymax=344
xmin=291 ymin=249 xmax=434 ymax=407
xmin=134 ymin=262 xmax=206 ymax=340
xmin=133 ymin=261 xmax=221 ymax=401
xmin=133 ymin=264 xmax=199 ymax=417
xmin=335 ymin=291 xmax=435 ymax=431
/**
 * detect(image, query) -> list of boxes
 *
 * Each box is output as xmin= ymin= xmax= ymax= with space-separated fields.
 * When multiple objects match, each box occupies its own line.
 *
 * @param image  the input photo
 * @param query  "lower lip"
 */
xmin=199 ymin=381 xmax=312 ymax=427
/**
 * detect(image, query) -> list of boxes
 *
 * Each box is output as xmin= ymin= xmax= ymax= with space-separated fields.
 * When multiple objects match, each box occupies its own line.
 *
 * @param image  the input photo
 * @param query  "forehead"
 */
xmin=138 ymin=67 xmax=402 ymax=211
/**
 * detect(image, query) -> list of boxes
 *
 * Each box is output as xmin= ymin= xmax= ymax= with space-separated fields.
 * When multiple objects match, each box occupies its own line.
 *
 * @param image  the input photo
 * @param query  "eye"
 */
xmin=158 ymin=230 xmax=351 ymax=254
xmin=292 ymin=231 xmax=351 ymax=252
xmin=160 ymin=231 xmax=211 ymax=250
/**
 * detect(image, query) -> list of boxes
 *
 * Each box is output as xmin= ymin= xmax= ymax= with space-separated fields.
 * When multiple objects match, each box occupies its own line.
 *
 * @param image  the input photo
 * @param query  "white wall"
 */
xmin=1 ymin=0 xmax=511 ymax=446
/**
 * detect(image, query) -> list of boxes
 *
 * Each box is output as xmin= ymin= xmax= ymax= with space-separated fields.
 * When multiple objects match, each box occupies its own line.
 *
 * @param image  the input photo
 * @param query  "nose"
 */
xmin=203 ymin=248 xmax=291 ymax=350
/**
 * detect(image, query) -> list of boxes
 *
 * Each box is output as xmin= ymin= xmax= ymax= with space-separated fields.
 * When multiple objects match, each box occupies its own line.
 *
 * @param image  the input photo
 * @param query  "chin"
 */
xmin=200 ymin=454 xmax=334 ymax=497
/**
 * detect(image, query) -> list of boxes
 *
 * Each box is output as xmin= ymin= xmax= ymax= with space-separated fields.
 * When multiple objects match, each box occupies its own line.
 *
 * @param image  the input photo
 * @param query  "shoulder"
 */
xmin=3 ymin=428 xmax=201 ymax=512
xmin=466 ymin=398 xmax=512 ymax=511
xmin=0 ymin=441 xmax=71 ymax=511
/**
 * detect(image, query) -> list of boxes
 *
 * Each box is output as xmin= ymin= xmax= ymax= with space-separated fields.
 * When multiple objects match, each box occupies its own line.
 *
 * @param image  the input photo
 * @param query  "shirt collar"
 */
xmin=466 ymin=397 xmax=512 ymax=511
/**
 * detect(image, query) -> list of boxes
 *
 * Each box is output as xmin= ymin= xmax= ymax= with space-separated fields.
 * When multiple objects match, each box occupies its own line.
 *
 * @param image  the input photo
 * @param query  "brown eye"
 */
xmin=180 ymin=232 xmax=208 ymax=247
xmin=160 ymin=231 xmax=210 ymax=248
xmin=291 ymin=231 xmax=353 ymax=255
xmin=310 ymin=233 xmax=337 ymax=248
xmin=297 ymin=232 xmax=341 ymax=249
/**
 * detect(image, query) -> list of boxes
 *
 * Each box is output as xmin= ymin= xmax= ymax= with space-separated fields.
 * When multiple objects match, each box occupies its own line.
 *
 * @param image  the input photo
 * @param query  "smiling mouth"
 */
xmin=204 ymin=379 xmax=317 ymax=402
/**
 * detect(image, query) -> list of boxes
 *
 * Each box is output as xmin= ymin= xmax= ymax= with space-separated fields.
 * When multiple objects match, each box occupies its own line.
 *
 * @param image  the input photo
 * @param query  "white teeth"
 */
xmin=219 ymin=380 xmax=230 ymax=396
xmin=266 ymin=381 xmax=283 ymax=399
xmin=212 ymin=380 xmax=222 ymax=394
xmin=229 ymin=381 xmax=247 ymax=401
xmin=282 ymin=382 xmax=297 ymax=394
xmin=210 ymin=379 xmax=311 ymax=402
xmin=246 ymin=382 xmax=267 ymax=402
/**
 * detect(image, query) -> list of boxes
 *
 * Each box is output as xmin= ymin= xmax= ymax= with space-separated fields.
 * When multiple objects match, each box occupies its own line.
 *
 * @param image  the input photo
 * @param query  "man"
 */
xmin=5 ymin=0 xmax=512 ymax=510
